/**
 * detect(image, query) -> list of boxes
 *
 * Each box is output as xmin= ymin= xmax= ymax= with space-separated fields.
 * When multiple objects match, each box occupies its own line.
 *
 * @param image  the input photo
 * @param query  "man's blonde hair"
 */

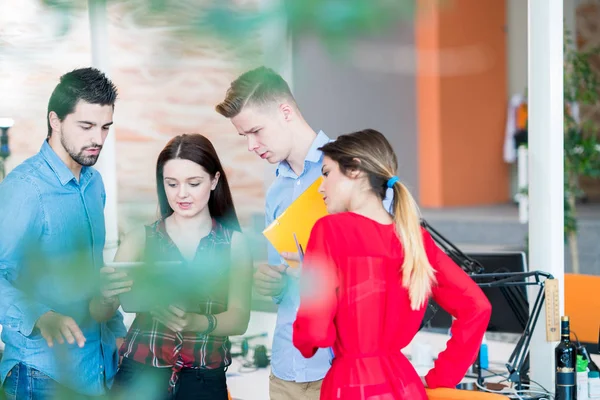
xmin=215 ymin=66 xmax=296 ymax=118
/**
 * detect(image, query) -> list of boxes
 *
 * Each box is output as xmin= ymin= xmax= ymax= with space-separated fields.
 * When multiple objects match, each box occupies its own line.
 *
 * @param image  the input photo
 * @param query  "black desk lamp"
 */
xmin=420 ymin=218 xmax=553 ymax=392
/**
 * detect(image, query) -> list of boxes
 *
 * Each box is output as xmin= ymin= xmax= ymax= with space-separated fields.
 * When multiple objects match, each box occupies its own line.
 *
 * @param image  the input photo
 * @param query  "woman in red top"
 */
xmin=292 ymin=129 xmax=492 ymax=400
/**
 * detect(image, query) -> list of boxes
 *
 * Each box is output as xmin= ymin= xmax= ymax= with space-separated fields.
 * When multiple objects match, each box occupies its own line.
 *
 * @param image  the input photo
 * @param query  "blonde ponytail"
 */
xmin=317 ymin=128 xmax=436 ymax=309
xmin=392 ymin=181 xmax=436 ymax=310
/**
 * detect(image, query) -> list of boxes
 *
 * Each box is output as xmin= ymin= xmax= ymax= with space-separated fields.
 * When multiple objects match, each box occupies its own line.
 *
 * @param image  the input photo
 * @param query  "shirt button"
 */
xmin=296 ymin=180 xmax=301 ymax=186
xmin=100 ymin=365 xmax=104 ymax=370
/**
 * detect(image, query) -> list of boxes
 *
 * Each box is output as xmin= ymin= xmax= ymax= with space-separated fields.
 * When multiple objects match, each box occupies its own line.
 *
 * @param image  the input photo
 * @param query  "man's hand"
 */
xmin=100 ymin=266 xmax=133 ymax=300
xmin=281 ymin=252 xmax=302 ymax=279
xmin=253 ymin=264 xmax=286 ymax=297
xmin=151 ymin=305 xmax=196 ymax=333
xmin=35 ymin=311 xmax=86 ymax=348
xmin=280 ymin=251 xmax=301 ymax=264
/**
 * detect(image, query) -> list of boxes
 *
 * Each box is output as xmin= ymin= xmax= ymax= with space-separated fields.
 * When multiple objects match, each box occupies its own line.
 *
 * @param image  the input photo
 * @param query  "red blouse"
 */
xmin=293 ymin=213 xmax=491 ymax=399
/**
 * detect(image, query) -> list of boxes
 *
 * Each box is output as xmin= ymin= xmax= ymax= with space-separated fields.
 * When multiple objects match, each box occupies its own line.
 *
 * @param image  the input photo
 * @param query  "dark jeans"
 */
xmin=2 ymin=363 xmax=97 ymax=400
xmin=111 ymin=358 xmax=228 ymax=400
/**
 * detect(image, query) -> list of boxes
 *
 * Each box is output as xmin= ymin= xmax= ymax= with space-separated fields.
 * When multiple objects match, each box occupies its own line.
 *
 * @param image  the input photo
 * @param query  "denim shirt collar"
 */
xmin=276 ymin=130 xmax=330 ymax=178
xmin=40 ymin=141 xmax=93 ymax=187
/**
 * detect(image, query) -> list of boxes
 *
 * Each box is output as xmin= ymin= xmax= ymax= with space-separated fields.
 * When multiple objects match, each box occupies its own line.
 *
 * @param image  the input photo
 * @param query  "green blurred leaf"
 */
xmin=40 ymin=0 xmax=419 ymax=50
xmin=562 ymin=27 xmax=600 ymax=243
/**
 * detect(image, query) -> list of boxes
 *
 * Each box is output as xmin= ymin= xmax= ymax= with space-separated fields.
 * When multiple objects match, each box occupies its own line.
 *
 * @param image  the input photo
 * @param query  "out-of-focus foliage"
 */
xmin=563 ymin=28 xmax=600 ymax=273
xmin=6 ymin=216 xmax=254 ymax=399
xmin=41 ymin=0 xmax=419 ymax=50
xmin=563 ymin=28 xmax=600 ymax=234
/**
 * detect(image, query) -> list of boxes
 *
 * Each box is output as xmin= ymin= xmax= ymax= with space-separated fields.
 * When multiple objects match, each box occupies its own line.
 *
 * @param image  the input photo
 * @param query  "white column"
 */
xmin=88 ymin=0 xmax=119 ymax=254
xmin=527 ymin=0 xmax=564 ymax=392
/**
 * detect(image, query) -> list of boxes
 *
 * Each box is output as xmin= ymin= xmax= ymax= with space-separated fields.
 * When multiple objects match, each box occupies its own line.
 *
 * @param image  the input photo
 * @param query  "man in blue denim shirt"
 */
xmin=0 ymin=68 xmax=127 ymax=399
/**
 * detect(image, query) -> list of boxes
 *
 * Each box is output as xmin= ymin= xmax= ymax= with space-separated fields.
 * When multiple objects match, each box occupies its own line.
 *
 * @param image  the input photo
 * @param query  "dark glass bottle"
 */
xmin=555 ymin=315 xmax=577 ymax=400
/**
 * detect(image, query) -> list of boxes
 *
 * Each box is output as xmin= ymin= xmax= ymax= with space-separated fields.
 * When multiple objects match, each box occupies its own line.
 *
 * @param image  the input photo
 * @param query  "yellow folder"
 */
xmin=263 ymin=177 xmax=329 ymax=268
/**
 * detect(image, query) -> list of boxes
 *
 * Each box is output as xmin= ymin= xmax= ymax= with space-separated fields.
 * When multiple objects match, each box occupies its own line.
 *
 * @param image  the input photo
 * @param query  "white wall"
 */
xmin=507 ymin=0 xmax=528 ymax=97
xmin=291 ymin=22 xmax=420 ymax=198
xmin=507 ymin=0 xmax=578 ymax=97
xmin=506 ymin=0 xmax=578 ymax=197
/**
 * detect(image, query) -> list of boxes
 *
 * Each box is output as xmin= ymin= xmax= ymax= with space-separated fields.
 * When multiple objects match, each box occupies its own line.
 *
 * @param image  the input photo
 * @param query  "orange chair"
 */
xmin=565 ymin=273 xmax=600 ymax=344
xmin=227 ymin=388 xmax=508 ymax=399
xmin=426 ymin=388 xmax=510 ymax=399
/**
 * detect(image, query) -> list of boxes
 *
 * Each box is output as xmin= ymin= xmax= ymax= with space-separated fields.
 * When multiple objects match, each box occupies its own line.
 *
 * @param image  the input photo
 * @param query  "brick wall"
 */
xmin=0 ymin=0 xmax=270 ymax=232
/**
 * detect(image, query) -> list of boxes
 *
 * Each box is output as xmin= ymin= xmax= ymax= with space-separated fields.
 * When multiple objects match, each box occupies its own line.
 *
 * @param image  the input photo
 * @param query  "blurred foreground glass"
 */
xmin=40 ymin=0 xmax=420 ymax=51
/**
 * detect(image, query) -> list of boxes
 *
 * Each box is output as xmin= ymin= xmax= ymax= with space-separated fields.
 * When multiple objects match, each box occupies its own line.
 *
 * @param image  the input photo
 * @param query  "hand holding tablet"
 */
xmin=100 ymin=265 xmax=133 ymax=299
xmin=103 ymin=261 xmax=204 ymax=314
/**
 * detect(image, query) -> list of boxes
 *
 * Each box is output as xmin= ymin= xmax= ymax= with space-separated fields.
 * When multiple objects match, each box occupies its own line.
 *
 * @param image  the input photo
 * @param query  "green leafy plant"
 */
xmin=563 ymin=28 xmax=600 ymax=273
xmin=42 ymin=0 xmax=418 ymax=49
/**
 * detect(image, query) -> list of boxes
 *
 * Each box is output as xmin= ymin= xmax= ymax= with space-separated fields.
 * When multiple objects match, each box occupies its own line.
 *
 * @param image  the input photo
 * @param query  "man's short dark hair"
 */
xmin=47 ymin=67 xmax=118 ymax=137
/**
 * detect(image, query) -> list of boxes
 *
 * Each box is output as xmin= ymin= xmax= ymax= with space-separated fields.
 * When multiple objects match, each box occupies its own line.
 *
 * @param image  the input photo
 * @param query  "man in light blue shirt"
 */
xmin=216 ymin=67 xmax=332 ymax=399
xmin=0 ymin=68 xmax=127 ymax=399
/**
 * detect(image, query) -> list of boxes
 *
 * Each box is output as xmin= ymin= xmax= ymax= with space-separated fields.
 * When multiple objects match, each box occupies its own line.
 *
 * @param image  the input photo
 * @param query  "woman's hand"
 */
xmin=100 ymin=266 xmax=133 ymax=299
xmin=151 ymin=305 xmax=197 ymax=333
xmin=90 ymin=267 xmax=131 ymax=323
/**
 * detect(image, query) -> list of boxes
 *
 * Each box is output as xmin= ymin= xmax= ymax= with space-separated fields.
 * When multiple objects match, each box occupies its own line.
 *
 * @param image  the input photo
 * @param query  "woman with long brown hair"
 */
xmin=292 ymin=129 xmax=491 ymax=399
xmin=109 ymin=134 xmax=252 ymax=400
